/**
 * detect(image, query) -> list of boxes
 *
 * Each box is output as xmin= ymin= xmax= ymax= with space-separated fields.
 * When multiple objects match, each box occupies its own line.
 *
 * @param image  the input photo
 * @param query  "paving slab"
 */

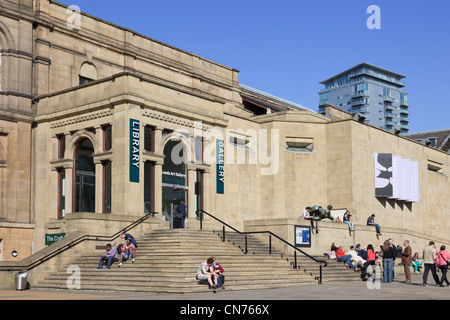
xmin=1 ymin=273 xmax=448 ymax=301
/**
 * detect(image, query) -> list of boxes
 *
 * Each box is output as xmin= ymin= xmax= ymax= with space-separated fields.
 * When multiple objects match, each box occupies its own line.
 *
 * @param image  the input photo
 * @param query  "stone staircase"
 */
xmin=34 ymin=228 xmax=362 ymax=294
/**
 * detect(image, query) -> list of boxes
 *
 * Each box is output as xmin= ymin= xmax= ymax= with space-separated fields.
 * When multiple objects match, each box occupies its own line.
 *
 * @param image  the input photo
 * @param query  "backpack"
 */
xmin=197 ymin=279 xmax=209 ymax=285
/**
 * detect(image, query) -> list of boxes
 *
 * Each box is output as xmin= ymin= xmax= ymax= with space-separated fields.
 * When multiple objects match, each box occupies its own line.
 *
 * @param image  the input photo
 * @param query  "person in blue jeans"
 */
xmin=96 ymin=244 xmax=118 ymax=270
xmin=343 ymin=210 xmax=354 ymax=232
xmin=367 ymin=214 xmax=382 ymax=235
xmin=336 ymin=246 xmax=359 ymax=270
xmin=178 ymin=200 xmax=187 ymax=228
xmin=381 ymin=240 xmax=395 ymax=282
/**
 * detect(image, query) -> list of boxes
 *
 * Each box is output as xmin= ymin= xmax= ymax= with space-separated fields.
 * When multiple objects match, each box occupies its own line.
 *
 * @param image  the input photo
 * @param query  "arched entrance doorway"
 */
xmin=74 ymin=139 xmax=95 ymax=213
xmin=162 ymin=140 xmax=187 ymax=229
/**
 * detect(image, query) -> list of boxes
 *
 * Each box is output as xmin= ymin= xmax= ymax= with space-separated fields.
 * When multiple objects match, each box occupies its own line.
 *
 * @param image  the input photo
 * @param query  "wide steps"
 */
xmin=34 ymin=228 xmax=360 ymax=293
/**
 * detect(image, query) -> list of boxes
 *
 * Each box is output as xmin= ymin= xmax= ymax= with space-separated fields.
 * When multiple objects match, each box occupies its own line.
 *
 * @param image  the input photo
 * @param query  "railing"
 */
xmin=196 ymin=210 xmax=327 ymax=284
xmin=351 ymin=90 xmax=369 ymax=98
xmin=0 ymin=212 xmax=158 ymax=272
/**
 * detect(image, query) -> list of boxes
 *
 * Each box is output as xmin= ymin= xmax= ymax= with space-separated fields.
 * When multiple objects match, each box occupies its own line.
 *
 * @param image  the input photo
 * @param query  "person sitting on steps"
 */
xmin=196 ymin=257 xmax=219 ymax=293
xmin=118 ymin=238 xmax=136 ymax=267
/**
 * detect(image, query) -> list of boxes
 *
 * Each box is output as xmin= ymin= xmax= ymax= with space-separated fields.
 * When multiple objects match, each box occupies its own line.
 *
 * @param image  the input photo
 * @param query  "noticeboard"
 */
xmin=294 ymin=225 xmax=311 ymax=248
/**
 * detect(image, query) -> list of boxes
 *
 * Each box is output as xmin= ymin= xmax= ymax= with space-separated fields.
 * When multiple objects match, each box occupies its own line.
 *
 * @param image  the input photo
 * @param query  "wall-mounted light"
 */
xmin=11 ymin=250 xmax=18 ymax=258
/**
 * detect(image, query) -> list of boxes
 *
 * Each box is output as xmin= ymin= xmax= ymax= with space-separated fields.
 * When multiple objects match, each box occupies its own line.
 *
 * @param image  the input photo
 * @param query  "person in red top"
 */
xmin=436 ymin=245 xmax=450 ymax=287
xmin=336 ymin=246 xmax=358 ymax=270
xmin=361 ymin=244 xmax=376 ymax=279
xmin=211 ymin=257 xmax=225 ymax=289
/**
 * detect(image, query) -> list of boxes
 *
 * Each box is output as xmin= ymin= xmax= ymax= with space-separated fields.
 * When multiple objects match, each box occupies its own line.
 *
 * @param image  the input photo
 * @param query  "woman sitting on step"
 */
xmin=336 ymin=245 xmax=360 ymax=271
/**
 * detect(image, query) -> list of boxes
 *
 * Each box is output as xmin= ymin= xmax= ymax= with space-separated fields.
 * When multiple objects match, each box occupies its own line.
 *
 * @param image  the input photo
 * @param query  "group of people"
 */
xmin=301 ymin=207 xmax=382 ymax=236
xmin=329 ymin=239 xmax=450 ymax=287
xmin=196 ymin=256 xmax=225 ymax=293
xmin=96 ymin=233 xmax=138 ymax=270
xmin=329 ymin=242 xmax=382 ymax=279
xmin=97 ymin=233 xmax=229 ymax=293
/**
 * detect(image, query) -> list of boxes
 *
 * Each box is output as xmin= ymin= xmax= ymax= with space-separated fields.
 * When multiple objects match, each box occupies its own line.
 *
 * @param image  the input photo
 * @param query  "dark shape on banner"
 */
xmin=374 ymin=153 xmax=393 ymax=197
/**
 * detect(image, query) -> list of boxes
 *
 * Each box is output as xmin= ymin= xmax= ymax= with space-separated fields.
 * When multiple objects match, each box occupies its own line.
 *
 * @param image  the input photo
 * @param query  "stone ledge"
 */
xmin=244 ymin=218 xmax=450 ymax=256
xmin=0 ymin=221 xmax=35 ymax=229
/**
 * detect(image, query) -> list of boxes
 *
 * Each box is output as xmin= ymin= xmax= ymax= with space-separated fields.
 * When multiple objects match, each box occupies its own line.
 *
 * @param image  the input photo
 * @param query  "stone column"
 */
xmin=154 ymin=162 xmax=163 ymax=218
xmin=94 ymin=126 xmax=104 ymax=213
xmin=64 ymin=166 xmax=73 ymax=215
xmin=187 ymin=167 xmax=196 ymax=219
xmin=94 ymin=161 xmax=103 ymax=213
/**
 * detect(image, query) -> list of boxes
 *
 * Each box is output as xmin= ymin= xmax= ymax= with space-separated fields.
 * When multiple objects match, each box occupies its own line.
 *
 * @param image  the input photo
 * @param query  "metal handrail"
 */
xmin=0 ymin=212 xmax=158 ymax=272
xmin=196 ymin=209 xmax=327 ymax=284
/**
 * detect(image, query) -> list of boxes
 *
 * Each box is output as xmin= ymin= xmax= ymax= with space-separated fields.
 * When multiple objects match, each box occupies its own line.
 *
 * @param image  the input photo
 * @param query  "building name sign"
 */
xmin=216 ymin=139 xmax=224 ymax=194
xmin=130 ymin=119 xmax=140 ymax=183
xmin=162 ymin=171 xmax=186 ymax=186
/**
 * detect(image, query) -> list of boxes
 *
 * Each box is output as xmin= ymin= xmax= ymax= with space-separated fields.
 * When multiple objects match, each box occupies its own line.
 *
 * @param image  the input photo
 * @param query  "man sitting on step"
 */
xmin=96 ymin=243 xmax=119 ymax=270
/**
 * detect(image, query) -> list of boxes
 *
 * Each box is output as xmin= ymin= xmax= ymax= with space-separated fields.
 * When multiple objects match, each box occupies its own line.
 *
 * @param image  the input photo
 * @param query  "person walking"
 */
xmin=422 ymin=241 xmax=440 ymax=286
xmin=436 ymin=245 xmax=450 ymax=287
xmin=381 ymin=240 xmax=395 ymax=283
xmin=178 ymin=200 xmax=187 ymax=228
xmin=401 ymin=240 xmax=413 ymax=283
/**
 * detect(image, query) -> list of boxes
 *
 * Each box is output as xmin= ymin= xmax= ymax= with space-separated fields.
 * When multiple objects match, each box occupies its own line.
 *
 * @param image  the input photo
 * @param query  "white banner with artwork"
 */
xmin=374 ymin=153 xmax=419 ymax=202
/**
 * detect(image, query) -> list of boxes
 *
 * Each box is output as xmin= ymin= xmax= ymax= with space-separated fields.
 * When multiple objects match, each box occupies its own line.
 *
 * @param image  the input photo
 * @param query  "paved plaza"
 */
xmin=0 ymin=273 xmax=448 ymax=301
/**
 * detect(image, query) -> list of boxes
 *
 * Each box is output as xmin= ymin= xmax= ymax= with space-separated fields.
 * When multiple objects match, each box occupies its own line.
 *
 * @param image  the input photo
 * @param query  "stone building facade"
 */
xmin=0 ymin=0 xmax=449 ymax=262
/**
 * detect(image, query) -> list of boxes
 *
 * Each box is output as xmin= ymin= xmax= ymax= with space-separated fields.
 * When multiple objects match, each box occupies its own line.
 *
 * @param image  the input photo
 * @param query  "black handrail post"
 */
xmin=294 ymin=251 xmax=297 ymax=269
xmin=244 ymin=235 xmax=248 ymax=254
xmin=200 ymin=212 xmax=203 ymax=230
xmin=269 ymin=234 xmax=272 ymax=255
xmin=319 ymin=265 xmax=323 ymax=285
xmin=222 ymin=225 xmax=225 ymax=242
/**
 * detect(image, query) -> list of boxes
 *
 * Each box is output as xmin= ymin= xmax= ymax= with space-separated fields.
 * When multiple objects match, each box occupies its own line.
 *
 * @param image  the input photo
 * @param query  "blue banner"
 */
xmin=216 ymin=139 xmax=224 ymax=194
xmin=130 ymin=118 xmax=140 ymax=183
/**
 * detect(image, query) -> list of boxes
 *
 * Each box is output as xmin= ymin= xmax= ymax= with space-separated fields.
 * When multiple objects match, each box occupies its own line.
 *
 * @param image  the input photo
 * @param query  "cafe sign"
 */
xmin=45 ymin=233 xmax=66 ymax=245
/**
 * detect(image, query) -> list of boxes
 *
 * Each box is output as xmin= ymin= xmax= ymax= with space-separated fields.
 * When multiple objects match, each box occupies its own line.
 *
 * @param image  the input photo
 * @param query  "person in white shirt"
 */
xmin=302 ymin=207 xmax=311 ymax=219
xmin=348 ymin=245 xmax=366 ymax=268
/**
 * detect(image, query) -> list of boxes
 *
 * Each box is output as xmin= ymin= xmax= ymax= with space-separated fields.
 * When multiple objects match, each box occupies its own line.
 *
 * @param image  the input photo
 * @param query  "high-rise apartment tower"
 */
xmin=318 ymin=63 xmax=410 ymax=133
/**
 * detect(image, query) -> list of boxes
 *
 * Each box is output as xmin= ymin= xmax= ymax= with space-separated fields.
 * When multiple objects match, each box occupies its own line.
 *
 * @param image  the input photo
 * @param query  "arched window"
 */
xmin=74 ymin=139 xmax=95 ymax=212
xmin=79 ymin=62 xmax=97 ymax=85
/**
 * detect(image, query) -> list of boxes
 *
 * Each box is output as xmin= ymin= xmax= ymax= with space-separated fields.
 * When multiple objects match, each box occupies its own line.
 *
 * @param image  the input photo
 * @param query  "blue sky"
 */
xmin=60 ymin=0 xmax=450 ymax=133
